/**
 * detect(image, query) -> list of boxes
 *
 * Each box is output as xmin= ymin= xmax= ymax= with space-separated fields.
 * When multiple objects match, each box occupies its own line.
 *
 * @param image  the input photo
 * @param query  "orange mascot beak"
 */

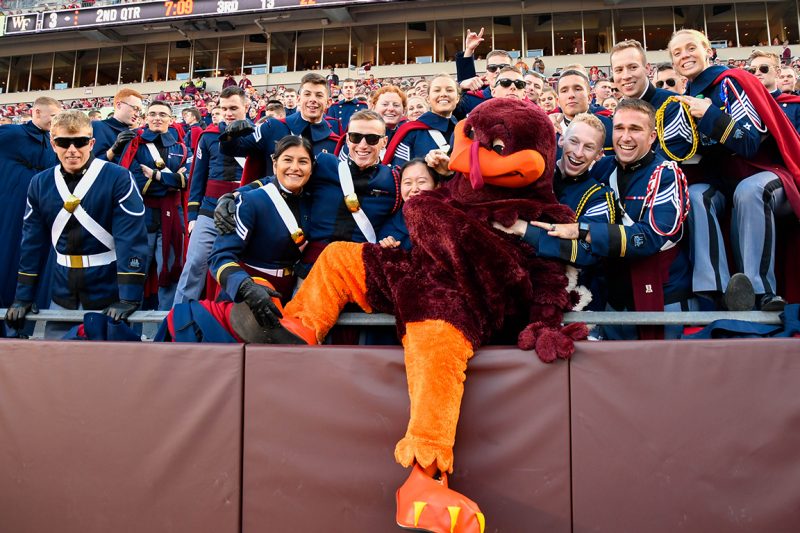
xmin=449 ymin=121 xmax=546 ymax=190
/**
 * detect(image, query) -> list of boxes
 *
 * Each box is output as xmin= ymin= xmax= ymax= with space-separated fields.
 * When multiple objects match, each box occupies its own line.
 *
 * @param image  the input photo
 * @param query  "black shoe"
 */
xmin=723 ymin=273 xmax=755 ymax=311
xmin=759 ymin=293 xmax=787 ymax=312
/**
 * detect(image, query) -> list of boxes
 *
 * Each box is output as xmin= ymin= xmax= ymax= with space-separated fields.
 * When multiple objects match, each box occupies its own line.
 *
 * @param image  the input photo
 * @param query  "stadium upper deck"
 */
xmin=0 ymin=0 xmax=797 ymax=104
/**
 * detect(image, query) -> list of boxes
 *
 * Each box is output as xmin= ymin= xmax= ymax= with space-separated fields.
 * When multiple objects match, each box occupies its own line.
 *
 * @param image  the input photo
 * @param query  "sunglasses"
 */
xmin=486 ymin=63 xmax=511 ymax=73
xmin=655 ymin=78 xmax=678 ymax=88
xmin=52 ymin=136 xmax=92 ymax=149
xmin=745 ymin=64 xmax=773 ymax=75
xmin=347 ymin=132 xmax=384 ymax=145
xmin=495 ymin=78 xmax=526 ymax=90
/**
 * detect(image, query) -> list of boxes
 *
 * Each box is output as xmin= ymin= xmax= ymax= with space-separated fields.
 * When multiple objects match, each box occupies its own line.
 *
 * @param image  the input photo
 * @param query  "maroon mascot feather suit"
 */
xmin=265 ymin=98 xmax=588 ymax=532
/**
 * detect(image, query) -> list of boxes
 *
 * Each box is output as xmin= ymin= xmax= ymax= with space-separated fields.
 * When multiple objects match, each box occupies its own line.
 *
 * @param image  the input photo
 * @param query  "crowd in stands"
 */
xmin=2 ymin=27 xmax=800 ymax=343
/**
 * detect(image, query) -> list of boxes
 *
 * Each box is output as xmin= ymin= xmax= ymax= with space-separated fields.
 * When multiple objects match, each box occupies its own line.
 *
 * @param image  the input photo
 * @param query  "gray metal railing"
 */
xmin=0 ymin=309 xmax=784 ymax=326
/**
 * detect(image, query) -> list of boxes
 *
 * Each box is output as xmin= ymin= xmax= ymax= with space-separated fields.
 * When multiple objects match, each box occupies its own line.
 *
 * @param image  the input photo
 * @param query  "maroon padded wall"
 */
xmin=0 ymin=341 xmax=243 ymax=533
xmin=570 ymin=339 xmax=800 ymax=533
xmin=242 ymin=345 xmax=572 ymax=533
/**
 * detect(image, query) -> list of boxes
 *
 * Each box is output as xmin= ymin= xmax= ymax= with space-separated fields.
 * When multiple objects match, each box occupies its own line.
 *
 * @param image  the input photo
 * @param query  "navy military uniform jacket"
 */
xmin=221 ymin=112 xmax=342 ymax=177
xmin=92 ymin=117 xmax=130 ymax=160
xmin=639 ymin=82 xmax=695 ymax=161
xmin=15 ymin=158 xmax=148 ymax=309
xmin=187 ymin=123 xmax=244 ymax=223
xmin=590 ymin=153 xmax=692 ymax=307
xmin=305 ymin=153 xmax=400 ymax=243
xmin=386 ymin=111 xmax=456 ymax=167
xmin=0 ymin=121 xmax=58 ymax=307
xmin=122 ymin=128 xmax=187 ymax=202
xmin=774 ymin=89 xmax=800 ymax=135
xmin=453 ymin=51 xmax=492 ymax=119
xmin=522 ymin=166 xmax=616 ymax=266
xmin=377 ymin=209 xmax=412 ymax=250
xmin=686 ymin=65 xmax=771 ymax=191
xmin=210 ymin=176 xmax=312 ymax=299
xmin=327 ymin=99 xmax=367 ymax=130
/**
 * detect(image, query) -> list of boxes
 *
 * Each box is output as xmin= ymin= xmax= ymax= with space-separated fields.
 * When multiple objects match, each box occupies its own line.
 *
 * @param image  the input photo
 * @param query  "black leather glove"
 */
xmin=110 ymin=129 xmax=137 ymax=156
xmin=214 ymin=193 xmax=238 ymax=235
xmin=103 ymin=300 xmax=139 ymax=322
xmin=236 ymin=278 xmax=283 ymax=328
xmin=5 ymin=300 xmax=36 ymax=331
xmin=219 ymin=119 xmax=254 ymax=142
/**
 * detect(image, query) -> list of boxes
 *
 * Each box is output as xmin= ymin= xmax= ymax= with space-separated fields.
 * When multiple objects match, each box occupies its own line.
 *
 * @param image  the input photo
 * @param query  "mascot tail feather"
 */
xmin=395 ymin=320 xmax=474 ymax=474
xmin=284 ymin=241 xmax=373 ymax=342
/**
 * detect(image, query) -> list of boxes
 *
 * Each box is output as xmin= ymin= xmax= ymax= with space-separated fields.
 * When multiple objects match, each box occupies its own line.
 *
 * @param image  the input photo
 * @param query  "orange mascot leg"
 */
xmin=283 ymin=241 xmax=373 ymax=343
xmin=394 ymin=319 xmax=485 ymax=533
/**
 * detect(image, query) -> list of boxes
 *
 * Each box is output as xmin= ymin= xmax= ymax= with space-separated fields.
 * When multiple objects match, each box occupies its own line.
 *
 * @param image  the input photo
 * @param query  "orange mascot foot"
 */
xmin=396 ymin=463 xmax=485 ymax=533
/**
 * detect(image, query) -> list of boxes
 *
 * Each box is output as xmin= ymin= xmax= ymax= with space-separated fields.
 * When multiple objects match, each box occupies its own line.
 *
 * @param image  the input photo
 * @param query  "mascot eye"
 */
xmin=492 ymin=139 xmax=505 ymax=155
xmin=466 ymin=128 xmax=475 ymax=140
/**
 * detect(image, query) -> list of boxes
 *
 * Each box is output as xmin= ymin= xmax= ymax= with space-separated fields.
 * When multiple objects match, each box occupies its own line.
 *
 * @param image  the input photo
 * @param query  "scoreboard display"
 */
xmin=4 ymin=0 xmax=394 ymax=35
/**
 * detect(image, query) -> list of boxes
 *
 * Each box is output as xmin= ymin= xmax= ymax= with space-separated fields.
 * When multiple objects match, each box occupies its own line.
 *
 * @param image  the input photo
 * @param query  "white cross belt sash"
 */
xmin=263 ymin=182 xmax=306 ymax=247
xmin=337 ymin=160 xmax=377 ymax=243
xmin=52 ymin=159 xmax=117 ymax=268
xmin=235 ymin=157 xmax=246 ymax=168
xmin=607 ymin=168 xmax=636 ymax=227
xmin=145 ymin=142 xmax=171 ymax=172
xmin=428 ymin=129 xmax=450 ymax=153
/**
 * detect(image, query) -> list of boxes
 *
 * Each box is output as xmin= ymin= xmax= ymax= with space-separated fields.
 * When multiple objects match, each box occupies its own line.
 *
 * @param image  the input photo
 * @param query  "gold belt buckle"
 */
xmin=290 ymin=228 xmax=305 ymax=245
xmin=68 ymin=255 xmax=84 ymax=268
xmin=283 ymin=267 xmax=293 ymax=277
xmin=344 ymin=193 xmax=360 ymax=213
xmin=155 ymin=159 xmax=166 ymax=169
xmin=64 ymin=194 xmax=81 ymax=213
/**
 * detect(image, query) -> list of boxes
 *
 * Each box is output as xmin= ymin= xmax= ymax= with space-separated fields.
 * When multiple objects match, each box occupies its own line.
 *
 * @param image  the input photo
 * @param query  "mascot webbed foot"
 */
xmin=518 ymin=321 xmax=588 ymax=363
xmin=396 ymin=463 xmax=485 ymax=533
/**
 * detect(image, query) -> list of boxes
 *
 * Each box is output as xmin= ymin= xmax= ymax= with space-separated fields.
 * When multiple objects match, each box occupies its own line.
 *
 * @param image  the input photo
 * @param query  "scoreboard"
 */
xmin=4 ymin=0 xmax=395 ymax=35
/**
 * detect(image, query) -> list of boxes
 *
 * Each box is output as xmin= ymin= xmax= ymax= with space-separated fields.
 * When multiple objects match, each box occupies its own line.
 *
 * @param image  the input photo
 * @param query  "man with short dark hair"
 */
xmin=653 ymin=63 xmax=686 ymax=94
xmin=553 ymin=70 xmax=614 ymax=156
xmin=327 ymin=78 xmax=367 ymax=130
xmin=283 ymin=87 xmax=298 ymax=116
xmin=174 ymin=87 xmax=248 ymax=305
xmin=491 ymin=67 xmax=526 ymax=100
xmin=778 ymin=66 xmax=798 ymax=93
xmin=453 ymin=27 xmax=513 ymax=118
xmin=5 ymin=110 xmax=147 ymax=338
xmin=523 ymin=70 xmax=545 ymax=104
xmin=221 ymin=72 xmax=343 ymax=179
xmin=118 ymin=100 xmax=188 ymax=310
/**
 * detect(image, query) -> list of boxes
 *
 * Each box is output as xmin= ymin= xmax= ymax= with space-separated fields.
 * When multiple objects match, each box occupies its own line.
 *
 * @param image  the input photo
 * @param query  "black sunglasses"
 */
xmin=745 ymin=64 xmax=772 ymax=75
xmin=486 ymin=63 xmax=511 ymax=73
xmin=52 ymin=136 xmax=92 ymax=149
xmin=655 ymin=78 xmax=678 ymax=88
xmin=347 ymin=132 xmax=384 ymax=146
xmin=495 ymin=78 xmax=526 ymax=90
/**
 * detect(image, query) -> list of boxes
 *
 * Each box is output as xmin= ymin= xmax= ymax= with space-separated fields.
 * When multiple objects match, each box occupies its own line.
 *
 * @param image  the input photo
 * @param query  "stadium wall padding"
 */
xmin=0 ymin=339 xmax=798 ymax=532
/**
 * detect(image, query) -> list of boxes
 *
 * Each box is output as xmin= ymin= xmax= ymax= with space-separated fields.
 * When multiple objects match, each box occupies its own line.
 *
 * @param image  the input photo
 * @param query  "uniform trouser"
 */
xmin=688 ymin=173 xmax=791 ymax=295
xmin=599 ymin=298 xmax=700 ymax=340
xmin=173 ymin=215 xmax=217 ymax=306
xmin=146 ymin=229 xmax=177 ymax=311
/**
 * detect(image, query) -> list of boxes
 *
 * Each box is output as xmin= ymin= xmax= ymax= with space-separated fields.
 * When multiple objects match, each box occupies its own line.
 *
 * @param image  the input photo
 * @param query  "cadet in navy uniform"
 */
xmin=536 ymin=100 xmax=693 ymax=339
xmin=383 ymin=74 xmax=458 ymax=167
xmin=119 ymin=100 xmax=188 ymax=310
xmin=210 ymin=136 xmax=315 ymax=324
xmin=327 ymin=78 xmax=367 ymax=131
xmin=552 ymin=70 xmax=615 ymax=158
xmin=493 ymin=114 xmax=615 ymax=265
xmin=672 ymin=30 xmax=800 ymax=312
xmin=610 ymin=40 xmax=695 ymax=161
xmin=0 ymin=96 xmax=60 ymax=321
xmin=453 ymin=27 xmax=513 ymax=119
xmin=221 ymin=73 xmax=342 ymax=179
xmin=92 ymin=88 xmax=143 ymax=161
xmin=215 ymin=111 xmax=401 ymax=278
xmin=173 ymin=87 xmax=248 ymax=305
xmin=747 ymin=50 xmax=800 ymax=134
xmin=4 ymin=111 xmax=148 ymax=339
